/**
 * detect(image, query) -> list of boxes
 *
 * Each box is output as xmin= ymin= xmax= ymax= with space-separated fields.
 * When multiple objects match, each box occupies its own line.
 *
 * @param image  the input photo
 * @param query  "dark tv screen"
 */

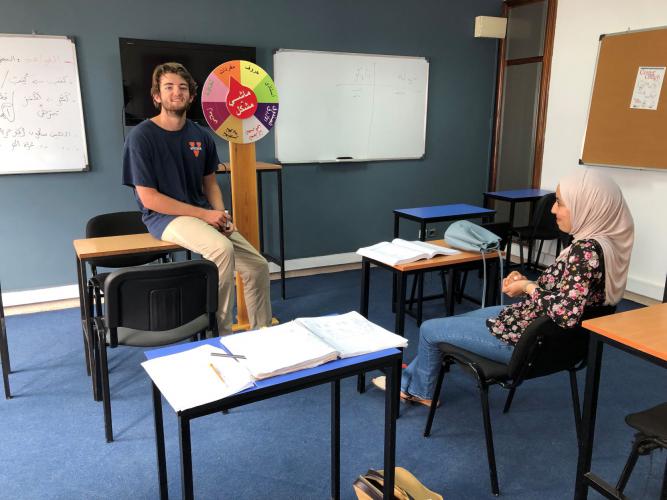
xmin=119 ymin=38 xmax=256 ymax=126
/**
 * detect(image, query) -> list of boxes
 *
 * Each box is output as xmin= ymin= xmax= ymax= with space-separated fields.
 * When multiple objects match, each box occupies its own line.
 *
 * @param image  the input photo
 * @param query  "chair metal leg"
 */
xmin=424 ymin=361 xmax=447 ymax=437
xmin=502 ymin=387 xmax=516 ymax=414
xmin=569 ymin=369 xmax=583 ymax=447
xmin=96 ymin=324 xmax=114 ymax=442
xmin=479 ymin=384 xmax=500 ymax=496
xmin=660 ymin=457 xmax=667 ymax=500
xmin=1 ymin=316 xmax=11 ymax=399
xmin=616 ymin=438 xmax=642 ymax=493
xmin=535 ymin=240 xmax=545 ymax=269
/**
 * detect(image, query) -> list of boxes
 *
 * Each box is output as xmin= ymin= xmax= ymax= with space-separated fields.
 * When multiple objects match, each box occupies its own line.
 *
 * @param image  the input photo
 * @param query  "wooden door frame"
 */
xmin=488 ymin=0 xmax=558 ymax=192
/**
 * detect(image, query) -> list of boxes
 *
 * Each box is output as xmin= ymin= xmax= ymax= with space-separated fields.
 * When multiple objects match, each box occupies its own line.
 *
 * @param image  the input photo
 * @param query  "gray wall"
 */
xmin=0 ymin=0 xmax=502 ymax=292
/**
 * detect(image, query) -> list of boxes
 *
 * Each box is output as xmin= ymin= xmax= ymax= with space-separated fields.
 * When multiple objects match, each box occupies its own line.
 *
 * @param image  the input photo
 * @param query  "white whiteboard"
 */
xmin=274 ymin=49 xmax=429 ymax=163
xmin=0 ymin=34 xmax=89 ymax=174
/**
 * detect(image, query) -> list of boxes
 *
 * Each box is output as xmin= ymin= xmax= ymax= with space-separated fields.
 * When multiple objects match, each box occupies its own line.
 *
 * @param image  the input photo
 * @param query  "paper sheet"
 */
xmin=142 ymin=344 xmax=255 ymax=412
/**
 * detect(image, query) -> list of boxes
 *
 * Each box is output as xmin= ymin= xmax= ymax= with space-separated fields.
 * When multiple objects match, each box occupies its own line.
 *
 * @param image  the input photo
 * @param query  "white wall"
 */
xmin=541 ymin=0 xmax=667 ymax=300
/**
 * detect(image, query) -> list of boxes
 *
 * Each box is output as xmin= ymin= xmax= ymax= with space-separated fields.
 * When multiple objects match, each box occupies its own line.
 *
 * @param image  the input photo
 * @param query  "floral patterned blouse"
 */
xmin=487 ymin=239 xmax=606 ymax=344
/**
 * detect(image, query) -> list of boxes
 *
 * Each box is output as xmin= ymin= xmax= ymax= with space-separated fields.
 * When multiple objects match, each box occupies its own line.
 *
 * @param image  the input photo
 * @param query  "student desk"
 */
xmin=73 ymin=234 xmax=181 ymax=400
xmin=359 ymin=240 xmax=500 ymax=336
xmin=575 ymin=303 xmax=667 ymax=499
xmin=483 ymin=189 xmax=554 ymax=267
xmin=393 ymin=203 xmax=495 ymax=241
xmin=217 ymin=161 xmax=286 ymax=299
xmin=145 ymin=339 xmax=402 ymax=500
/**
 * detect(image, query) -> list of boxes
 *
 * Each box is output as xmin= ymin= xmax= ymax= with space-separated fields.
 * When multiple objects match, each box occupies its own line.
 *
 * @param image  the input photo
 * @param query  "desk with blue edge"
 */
xmin=483 ymin=188 xmax=554 ymax=267
xmin=145 ymin=338 xmax=402 ymax=500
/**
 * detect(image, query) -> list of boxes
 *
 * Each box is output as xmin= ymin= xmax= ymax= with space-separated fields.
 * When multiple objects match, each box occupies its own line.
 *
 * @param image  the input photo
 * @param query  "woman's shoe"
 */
xmin=371 ymin=376 xmax=440 ymax=408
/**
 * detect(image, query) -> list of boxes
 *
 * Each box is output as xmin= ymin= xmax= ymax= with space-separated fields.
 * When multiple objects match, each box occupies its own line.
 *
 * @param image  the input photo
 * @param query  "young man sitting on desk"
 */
xmin=122 ymin=62 xmax=272 ymax=335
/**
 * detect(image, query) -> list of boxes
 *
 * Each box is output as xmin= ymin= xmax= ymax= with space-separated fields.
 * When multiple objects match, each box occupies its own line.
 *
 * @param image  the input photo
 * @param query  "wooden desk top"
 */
xmin=73 ymin=233 xmax=181 ymax=260
xmin=582 ymin=303 xmax=667 ymax=362
xmin=217 ymin=161 xmax=282 ymax=173
xmin=389 ymin=240 xmax=501 ymax=272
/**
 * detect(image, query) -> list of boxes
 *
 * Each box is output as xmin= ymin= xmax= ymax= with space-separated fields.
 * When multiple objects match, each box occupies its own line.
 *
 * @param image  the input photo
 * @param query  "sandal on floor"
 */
xmin=400 ymin=392 xmax=440 ymax=409
xmin=371 ymin=376 xmax=440 ymax=408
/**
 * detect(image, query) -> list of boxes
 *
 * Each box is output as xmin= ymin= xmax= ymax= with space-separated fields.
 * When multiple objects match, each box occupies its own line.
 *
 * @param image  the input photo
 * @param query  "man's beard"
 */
xmin=162 ymin=101 xmax=190 ymax=117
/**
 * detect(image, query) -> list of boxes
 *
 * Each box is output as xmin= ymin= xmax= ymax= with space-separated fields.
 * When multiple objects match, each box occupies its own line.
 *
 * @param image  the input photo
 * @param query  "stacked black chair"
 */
xmin=93 ymin=260 xmax=218 ymax=442
xmin=423 ymin=305 xmax=616 ymax=495
xmin=508 ymin=193 xmax=568 ymax=271
xmin=0 ymin=282 xmax=10 ymax=399
xmin=615 ymin=402 xmax=667 ymax=498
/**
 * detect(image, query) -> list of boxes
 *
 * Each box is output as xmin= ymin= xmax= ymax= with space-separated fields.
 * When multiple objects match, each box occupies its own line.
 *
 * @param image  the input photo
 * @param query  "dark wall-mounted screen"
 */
xmin=119 ymin=38 xmax=256 ymax=126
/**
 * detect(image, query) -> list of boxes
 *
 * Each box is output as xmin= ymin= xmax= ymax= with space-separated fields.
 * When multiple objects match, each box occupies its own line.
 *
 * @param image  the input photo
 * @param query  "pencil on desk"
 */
xmin=209 ymin=363 xmax=226 ymax=385
xmin=210 ymin=352 xmax=246 ymax=360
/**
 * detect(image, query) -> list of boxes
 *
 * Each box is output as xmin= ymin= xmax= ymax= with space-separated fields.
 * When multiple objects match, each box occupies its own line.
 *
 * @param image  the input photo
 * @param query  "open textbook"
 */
xmin=356 ymin=238 xmax=461 ymax=266
xmin=221 ymin=311 xmax=408 ymax=380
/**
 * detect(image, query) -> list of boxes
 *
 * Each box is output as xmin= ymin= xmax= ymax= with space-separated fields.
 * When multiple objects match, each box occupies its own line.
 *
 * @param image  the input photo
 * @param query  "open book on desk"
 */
xmin=356 ymin=238 xmax=460 ymax=266
xmin=221 ymin=311 xmax=408 ymax=380
xmin=141 ymin=344 xmax=255 ymax=412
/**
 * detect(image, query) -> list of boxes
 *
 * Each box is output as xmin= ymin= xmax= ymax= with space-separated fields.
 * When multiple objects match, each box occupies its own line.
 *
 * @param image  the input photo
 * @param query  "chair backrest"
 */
xmin=529 ymin=193 xmax=564 ymax=240
xmin=103 ymin=260 xmax=218 ymax=345
xmin=86 ymin=211 xmax=167 ymax=269
xmin=508 ymin=304 xmax=617 ymax=381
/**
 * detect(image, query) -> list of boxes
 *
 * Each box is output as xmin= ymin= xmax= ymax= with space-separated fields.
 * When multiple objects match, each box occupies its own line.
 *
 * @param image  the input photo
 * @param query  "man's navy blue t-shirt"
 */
xmin=122 ymin=119 xmax=219 ymax=238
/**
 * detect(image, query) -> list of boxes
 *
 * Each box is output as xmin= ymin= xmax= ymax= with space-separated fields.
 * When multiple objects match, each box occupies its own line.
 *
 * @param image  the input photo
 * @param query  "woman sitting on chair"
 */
xmin=377 ymin=169 xmax=634 ymax=407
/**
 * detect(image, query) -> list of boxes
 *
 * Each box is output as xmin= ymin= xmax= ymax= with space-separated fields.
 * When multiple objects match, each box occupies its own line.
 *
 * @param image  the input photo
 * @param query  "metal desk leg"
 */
xmin=357 ymin=259 xmax=371 ymax=393
xmin=392 ymin=214 xmax=400 ymax=312
xmin=395 ymin=272 xmax=407 ymax=336
xmin=179 ymin=415 xmax=194 ymax=500
xmin=417 ymin=272 xmax=424 ymax=326
xmin=257 ymin=170 xmax=265 ymax=255
xmin=76 ymin=256 xmax=91 ymax=376
xmin=445 ymin=269 xmax=456 ymax=316
xmin=331 ymin=379 xmax=341 ymax=500
xmin=384 ymin=357 xmax=400 ymax=499
xmin=506 ymin=202 xmax=516 ymax=269
xmin=574 ymin=335 xmax=604 ymax=500
xmin=277 ymin=169 xmax=286 ymax=299
xmin=152 ymin=383 xmax=168 ymax=500
xmin=360 ymin=260 xmax=370 ymax=318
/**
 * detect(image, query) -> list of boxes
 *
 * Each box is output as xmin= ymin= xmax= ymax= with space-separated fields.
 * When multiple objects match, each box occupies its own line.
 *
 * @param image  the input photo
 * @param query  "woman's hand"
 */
xmin=502 ymin=270 xmax=527 ymax=290
xmin=502 ymin=277 xmax=535 ymax=298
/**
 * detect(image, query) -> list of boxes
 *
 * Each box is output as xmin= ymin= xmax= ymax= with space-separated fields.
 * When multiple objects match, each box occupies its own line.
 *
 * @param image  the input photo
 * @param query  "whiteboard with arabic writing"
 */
xmin=274 ymin=49 xmax=428 ymax=163
xmin=0 ymin=34 xmax=88 ymax=174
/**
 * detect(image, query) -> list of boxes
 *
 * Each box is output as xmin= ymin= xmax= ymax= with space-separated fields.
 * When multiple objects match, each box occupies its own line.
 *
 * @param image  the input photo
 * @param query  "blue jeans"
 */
xmin=400 ymin=306 xmax=513 ymax=399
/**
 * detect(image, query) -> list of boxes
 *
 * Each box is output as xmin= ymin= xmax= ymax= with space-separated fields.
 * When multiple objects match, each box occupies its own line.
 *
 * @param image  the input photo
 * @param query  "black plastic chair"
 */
xmin=0 ymin=281 xmax=10 ymax=399
xmin=615 ymin=402 xmax=667 ymax=498
xmin=83 ymin=212 xmax=171 ymax=387
xmin=92 ymin=260 xmax=218 ymax=442
xmin=423 ymin=305 xmax=616 ymax=495
xmin=509 ymin=193 xmax=567 ymax=271
xmin=85 ymin=211 xmax=171 ymax=306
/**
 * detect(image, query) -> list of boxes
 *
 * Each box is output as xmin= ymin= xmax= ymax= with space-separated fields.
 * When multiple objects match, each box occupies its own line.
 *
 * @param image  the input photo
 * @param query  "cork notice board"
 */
xmin=581 ymin=27 xmax=667 ymax=170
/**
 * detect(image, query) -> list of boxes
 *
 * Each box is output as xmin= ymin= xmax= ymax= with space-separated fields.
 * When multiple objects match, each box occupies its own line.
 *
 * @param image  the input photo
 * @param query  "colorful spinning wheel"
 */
xmin=201 ymin=60 xmax=279 ymax=144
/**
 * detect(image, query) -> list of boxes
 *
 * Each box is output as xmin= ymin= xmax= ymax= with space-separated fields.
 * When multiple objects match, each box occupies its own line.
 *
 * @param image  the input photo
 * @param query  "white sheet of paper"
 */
xmin=141 ymin=344 xmax=255 ymax=412
xmin=295 ymin=311 xmax=407 ymax=358
xmin=630 ymin=66 xmax=666 ymax=110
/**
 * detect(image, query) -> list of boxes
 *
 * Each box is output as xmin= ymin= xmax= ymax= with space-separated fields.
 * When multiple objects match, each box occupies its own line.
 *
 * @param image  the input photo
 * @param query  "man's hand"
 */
xmin=200 ymin=209 xmax=227 ymax=230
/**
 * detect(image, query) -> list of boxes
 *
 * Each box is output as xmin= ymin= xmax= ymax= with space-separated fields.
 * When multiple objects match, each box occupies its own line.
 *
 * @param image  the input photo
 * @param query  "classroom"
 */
xmin=0 ymin=0 xmax=666 ymax=498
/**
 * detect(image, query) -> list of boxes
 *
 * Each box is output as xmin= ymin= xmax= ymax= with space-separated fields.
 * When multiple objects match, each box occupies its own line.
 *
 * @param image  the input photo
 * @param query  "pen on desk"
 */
xmin=210 ymin=352 xmax=246 ymax=360
xmin=209 ymin=363 xmax=226 ymax=385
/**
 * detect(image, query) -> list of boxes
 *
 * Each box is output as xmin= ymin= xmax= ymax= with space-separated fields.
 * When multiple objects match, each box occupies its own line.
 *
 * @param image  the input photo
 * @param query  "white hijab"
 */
xmin=558 ymin=169 xmax=634 ymax=305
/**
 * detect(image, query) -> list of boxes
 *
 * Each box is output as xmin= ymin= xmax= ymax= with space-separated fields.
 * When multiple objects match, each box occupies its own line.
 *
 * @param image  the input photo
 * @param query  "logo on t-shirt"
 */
xmin=188 ymin=141 xmax=202 ymax=158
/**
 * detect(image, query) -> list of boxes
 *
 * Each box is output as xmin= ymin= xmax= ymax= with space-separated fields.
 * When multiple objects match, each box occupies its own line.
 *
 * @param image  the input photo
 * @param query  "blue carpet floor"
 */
xmin=0 ymin=268 xmax=665 ymax=499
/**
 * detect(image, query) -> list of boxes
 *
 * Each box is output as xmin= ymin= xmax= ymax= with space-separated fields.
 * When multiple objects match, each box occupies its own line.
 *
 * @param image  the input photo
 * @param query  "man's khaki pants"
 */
xmin=162 ymin=216 xmax=272 ymax=335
